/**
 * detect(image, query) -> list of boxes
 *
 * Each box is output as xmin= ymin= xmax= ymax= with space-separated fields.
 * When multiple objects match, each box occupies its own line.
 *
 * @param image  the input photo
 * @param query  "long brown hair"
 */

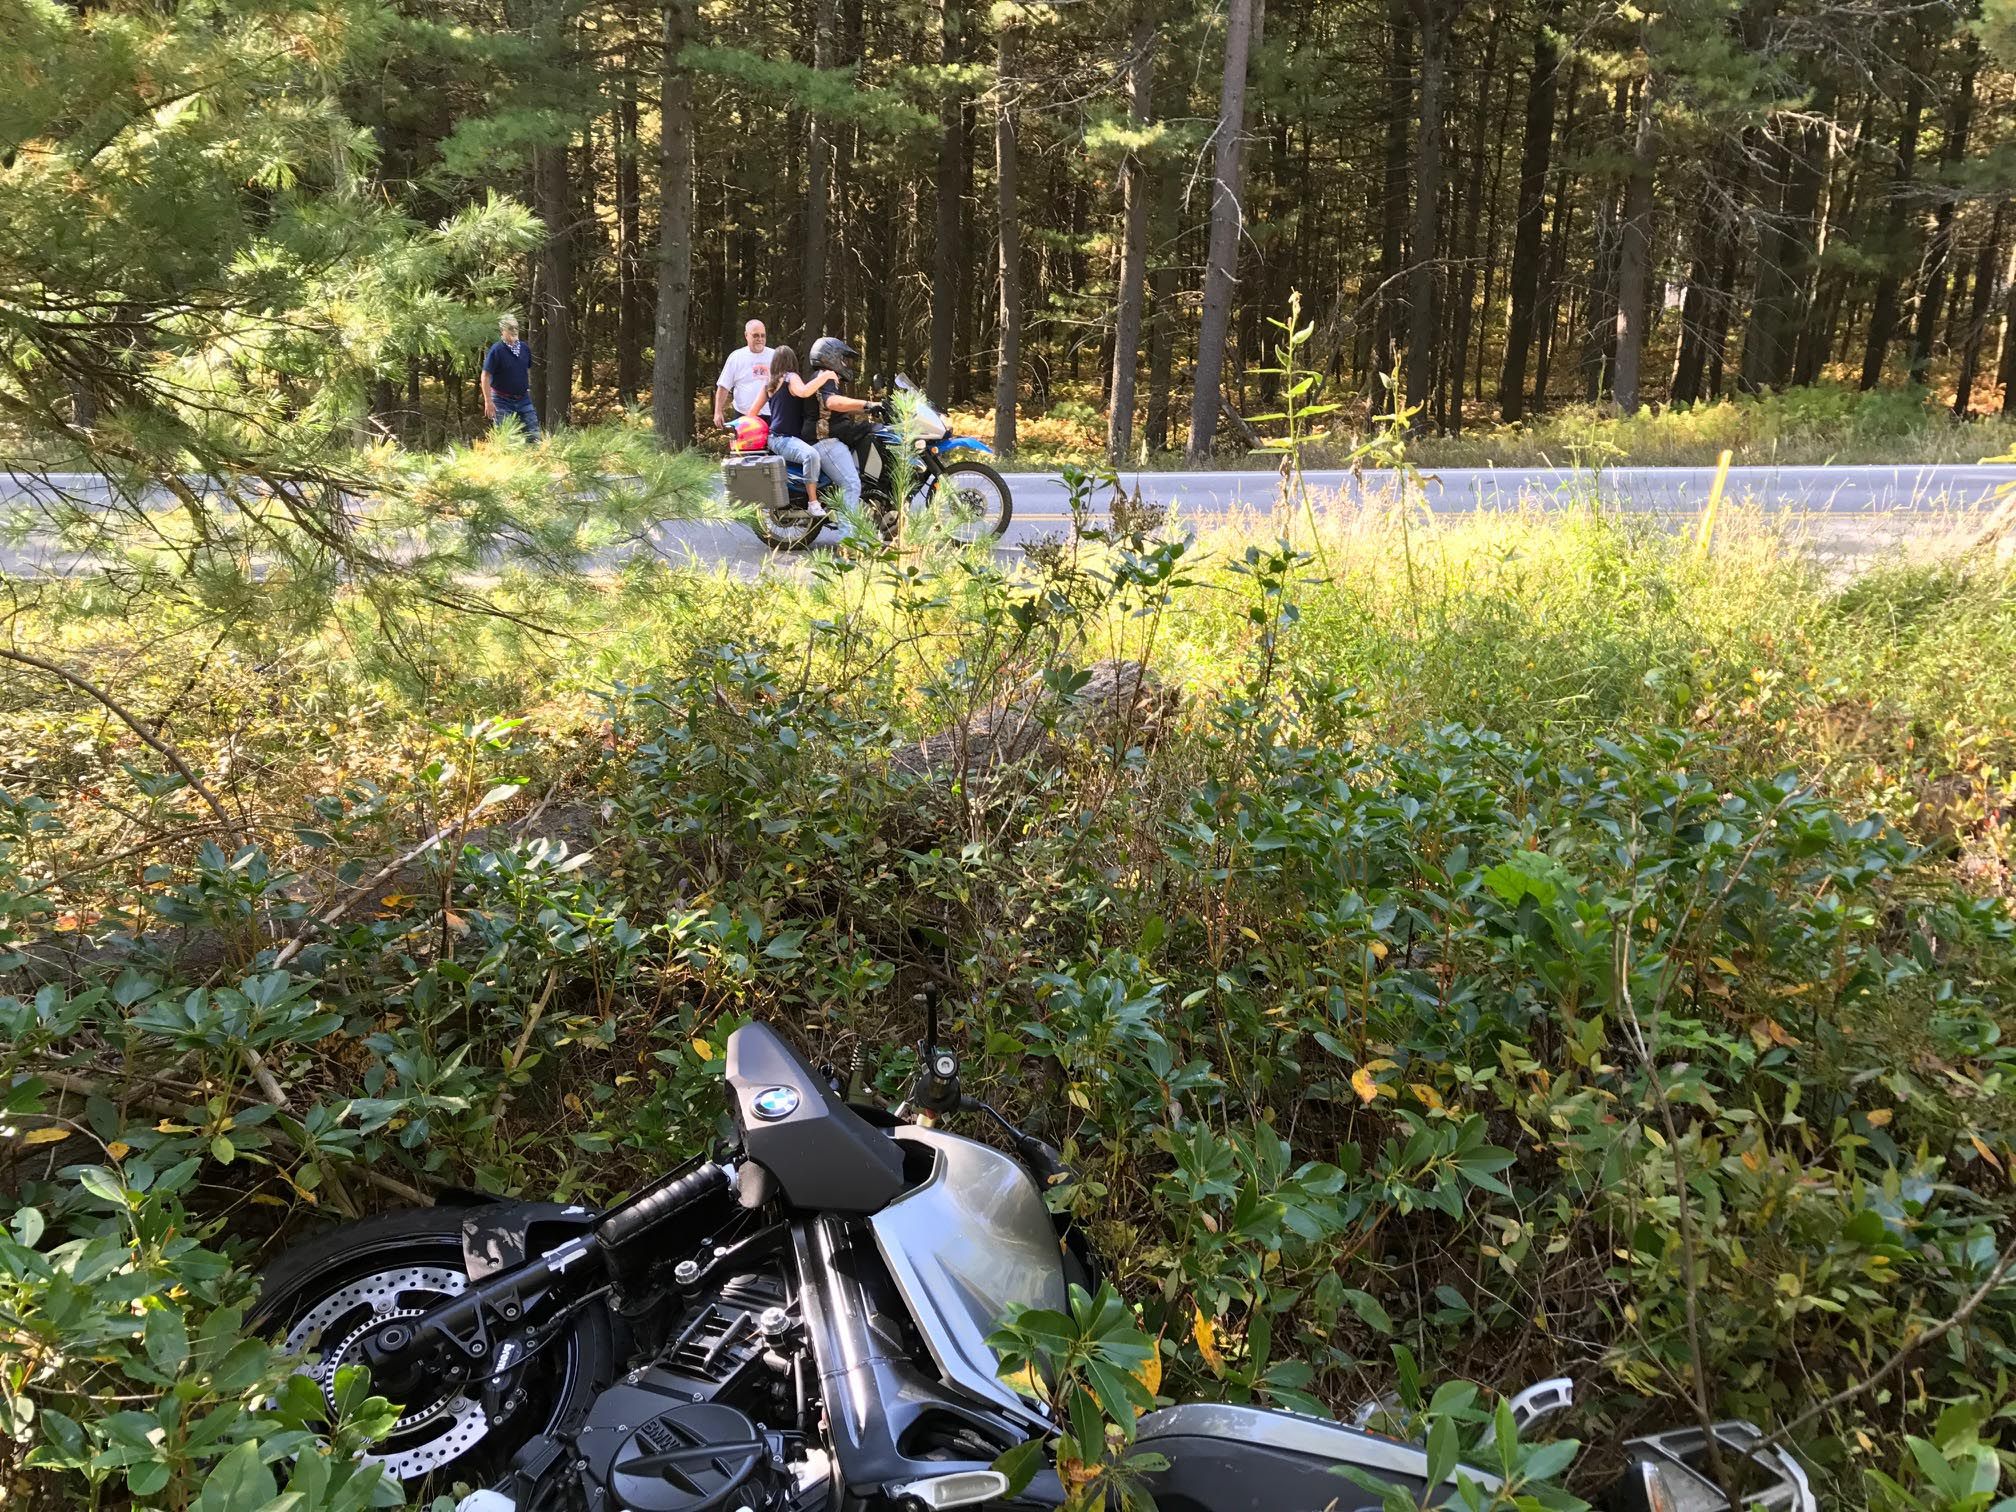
xmin=769 ymin=345 xmax=800 ymax=393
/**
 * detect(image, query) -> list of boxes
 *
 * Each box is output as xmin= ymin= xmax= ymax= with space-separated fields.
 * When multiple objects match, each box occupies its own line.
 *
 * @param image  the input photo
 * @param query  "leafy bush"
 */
xmin=4 ymin=508 xmax=2014 ymax=1508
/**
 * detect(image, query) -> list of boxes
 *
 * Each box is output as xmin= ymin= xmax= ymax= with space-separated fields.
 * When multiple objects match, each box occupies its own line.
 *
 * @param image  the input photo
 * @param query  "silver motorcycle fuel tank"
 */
xmin=868 ymin=1126 xmax=1064 ymax=1430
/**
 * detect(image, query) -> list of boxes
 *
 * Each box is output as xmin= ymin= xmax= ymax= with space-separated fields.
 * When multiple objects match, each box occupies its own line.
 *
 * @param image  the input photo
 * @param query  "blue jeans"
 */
xmin=767 ymin=433 xmax=823 ymax=493
xmin=491 ymin=393 xmax=542 ymax=441
xmin=814 ymin=438 xmax=861 ymax=509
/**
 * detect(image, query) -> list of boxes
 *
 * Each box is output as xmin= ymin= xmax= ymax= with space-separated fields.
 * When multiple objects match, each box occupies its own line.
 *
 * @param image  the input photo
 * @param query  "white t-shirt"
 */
xmin=717 ymin=347 xmax=776 ymax=415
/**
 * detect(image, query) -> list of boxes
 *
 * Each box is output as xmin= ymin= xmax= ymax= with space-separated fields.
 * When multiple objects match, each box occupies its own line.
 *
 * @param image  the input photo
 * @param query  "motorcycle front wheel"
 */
xmin=250 ymin=1207 xmax=614 ymax=1495
xmin=914 ymin=459 xmax=1013 ymax=544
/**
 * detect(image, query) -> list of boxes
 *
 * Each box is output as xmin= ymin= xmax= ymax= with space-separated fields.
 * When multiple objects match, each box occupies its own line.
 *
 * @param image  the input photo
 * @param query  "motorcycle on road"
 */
xmin=253 ymin=1004 xmax=1817 ymax=1512
xmin=724 ymin=375 xmax=1013 ymax=552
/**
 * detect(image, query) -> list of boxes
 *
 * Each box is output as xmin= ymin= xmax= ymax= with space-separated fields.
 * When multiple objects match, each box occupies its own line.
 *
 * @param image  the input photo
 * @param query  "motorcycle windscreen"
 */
xmin=724 ymin=1022 xmax=907 ymax=1214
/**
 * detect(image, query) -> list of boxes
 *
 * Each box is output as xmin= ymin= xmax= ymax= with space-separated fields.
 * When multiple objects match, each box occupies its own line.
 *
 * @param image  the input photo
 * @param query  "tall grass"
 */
xmin=949 ymin=380 xmax=2016 ymax=471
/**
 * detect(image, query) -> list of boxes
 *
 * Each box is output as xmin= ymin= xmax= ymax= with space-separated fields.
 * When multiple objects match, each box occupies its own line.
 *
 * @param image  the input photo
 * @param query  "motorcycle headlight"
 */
xmin=1605 ymin=1423 xmax=1815 ymax=1512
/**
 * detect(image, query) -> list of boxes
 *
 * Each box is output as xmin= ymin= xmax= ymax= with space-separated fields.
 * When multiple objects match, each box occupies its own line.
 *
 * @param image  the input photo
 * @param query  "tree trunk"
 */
xmin=1910 ymin=39 xmax=1980 ymax=387
xmin=1740 ymin=84 xmax=1833 ymax=394
xmin=616 ymin=56 xmax=645 ymax=406
xmin=1672 ymin=252 xmax=1715 ymax=405
xmin=1472 ymin=58 xmax=1517 ymax=404
xmin=1371 ymin=0 xmax=1412 ymax=418
xmin=651 ymin=0 xmax=694 ymax=448
xmin=1185 ymin=0 xmax=1263 ymax=461
xmin=1108 ymin=1 xmax=1156 ymax=463
xmin=1404 ymin=0 xmax=1459 ymax=422
xmin=1997 ymin=243 xmax=2016 ymax=413
xmin=1954 ymin=201 xmax=2007 ymax=418
xmin=1859 ymin=76 xmax=1924 ymax=389
xmin=1445 ymin=3 xmax=1503 ymax=436
xmin=1612 ymin=74 xmax=1659 ymax=415
xmin=1580 ymin=86 xmax=1627 ymax=402
xmin=802 ymin=0 xmax=836 ymax=346
xmin=928 ymin=0 xmax=963 ymax=404
xmin=1144 ymin=110 xmax=1182 ymax=452
xmin=1496 ymin=0 xmax=1559 ymax=421
xmin=535 ymin=139 xmax=575 ymax=428
xmin=1705 ymin=230 xmax=1741 ymax=397
xmin=1531 ymin=63 xmax=1580 ymax=412
xmin=994 ymin=21 xmax=1022 ymax=455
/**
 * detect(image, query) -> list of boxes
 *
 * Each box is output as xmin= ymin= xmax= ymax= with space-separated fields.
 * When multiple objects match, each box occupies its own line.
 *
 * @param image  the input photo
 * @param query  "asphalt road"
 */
xmin=636 ymin=461 xmax=2013 ymax=576
xmin=6 ymin=462 xmax=2009 ymax=577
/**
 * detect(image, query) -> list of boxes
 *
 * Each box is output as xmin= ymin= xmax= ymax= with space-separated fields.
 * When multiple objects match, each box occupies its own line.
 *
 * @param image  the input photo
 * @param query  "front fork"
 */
xmin=361 ymin=1163 xmax=736 ymax=1398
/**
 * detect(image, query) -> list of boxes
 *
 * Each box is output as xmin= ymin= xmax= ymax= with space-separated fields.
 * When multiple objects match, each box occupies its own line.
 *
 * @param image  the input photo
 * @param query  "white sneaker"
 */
xmin=806 ymin=500 xmax=828 ymax=518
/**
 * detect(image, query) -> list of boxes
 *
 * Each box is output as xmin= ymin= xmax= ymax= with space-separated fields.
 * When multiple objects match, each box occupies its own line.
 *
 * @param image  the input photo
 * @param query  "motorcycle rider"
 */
xmin=806 ymin=336 xmax=875 ymax=516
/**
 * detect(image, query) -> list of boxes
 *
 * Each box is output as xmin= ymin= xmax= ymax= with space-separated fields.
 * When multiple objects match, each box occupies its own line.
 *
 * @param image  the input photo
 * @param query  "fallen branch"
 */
xmin=269 ymin=812 xmax=474 ymax=970
xmin=0 ymin=647 xmax=237 ymax=838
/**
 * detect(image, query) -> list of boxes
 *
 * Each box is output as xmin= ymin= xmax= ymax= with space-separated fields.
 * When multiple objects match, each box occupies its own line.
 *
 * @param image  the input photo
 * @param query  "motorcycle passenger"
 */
xmin=762 ymin=346 xmax=834 ymax=518
xmin=806 ymin=336 xmax=874 ymax=514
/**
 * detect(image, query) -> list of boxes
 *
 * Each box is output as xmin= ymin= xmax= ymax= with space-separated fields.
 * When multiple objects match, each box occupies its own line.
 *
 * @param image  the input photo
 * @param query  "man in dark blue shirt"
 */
xmin=481 ymin=315 xmax=541 ymax=441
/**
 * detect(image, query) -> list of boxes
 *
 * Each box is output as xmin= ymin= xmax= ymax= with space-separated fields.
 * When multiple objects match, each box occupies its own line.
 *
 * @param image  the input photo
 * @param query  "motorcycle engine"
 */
xmin=568 ymin=1273 xmax=824 ymax=1512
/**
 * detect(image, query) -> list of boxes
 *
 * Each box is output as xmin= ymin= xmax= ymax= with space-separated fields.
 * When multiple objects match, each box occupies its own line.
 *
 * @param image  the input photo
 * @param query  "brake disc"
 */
xmin=283 ymin=1264 xmax=492 ymax=1481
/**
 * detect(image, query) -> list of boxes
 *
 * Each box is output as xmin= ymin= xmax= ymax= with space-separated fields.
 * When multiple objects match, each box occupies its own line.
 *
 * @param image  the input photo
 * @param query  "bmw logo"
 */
xmin=751 ymin=1085 xmax=801 ymax=1121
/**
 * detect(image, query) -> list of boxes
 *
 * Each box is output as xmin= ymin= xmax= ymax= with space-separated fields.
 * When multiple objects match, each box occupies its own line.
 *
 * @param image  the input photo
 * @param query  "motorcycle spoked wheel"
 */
xmin=250 ymin=1208 xmax=614 ymax=1495
xmin=911 ymin=460 xmax=1013 ymax=543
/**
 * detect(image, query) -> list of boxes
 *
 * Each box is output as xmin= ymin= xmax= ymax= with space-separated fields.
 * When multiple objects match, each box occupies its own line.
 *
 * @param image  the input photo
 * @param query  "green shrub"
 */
xmin=4 ymin=512 xmax=2014 ymax=1508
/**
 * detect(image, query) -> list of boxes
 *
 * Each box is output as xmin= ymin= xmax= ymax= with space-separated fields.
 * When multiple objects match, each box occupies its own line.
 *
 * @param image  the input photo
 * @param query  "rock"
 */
xmin=891 ymin=659 xmax=1174 ymax=779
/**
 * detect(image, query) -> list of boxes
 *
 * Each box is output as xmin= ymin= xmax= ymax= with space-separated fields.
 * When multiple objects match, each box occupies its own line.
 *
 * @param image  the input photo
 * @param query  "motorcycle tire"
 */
xmin=750 ymin=502 xmax=830 ymax=552
xmin=249 ymin=1207 xmax=614 ymax=1494
xmin=916 ymin=459 xmax=1013 ymax=543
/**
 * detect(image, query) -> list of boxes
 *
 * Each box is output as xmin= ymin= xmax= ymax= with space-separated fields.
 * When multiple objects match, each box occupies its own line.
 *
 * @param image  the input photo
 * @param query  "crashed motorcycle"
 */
xmin=724 ymin=375 xmax=1013 ymax=552
xmin=252 ymin=1006 xmax=1818 ymax=1512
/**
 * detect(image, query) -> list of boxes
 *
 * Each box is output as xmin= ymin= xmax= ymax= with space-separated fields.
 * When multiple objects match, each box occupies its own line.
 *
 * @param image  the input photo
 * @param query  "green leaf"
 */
xmin=1520 ymin=1437 xmax=1580 ymax=1485
xmin=993 ymin=1438 xmax=1049 ymax=1499
xmin=763 ymin=930 xmax=805 ymax=960
xmin=1425 ymin=1413 xmax=1459 ymax=1489
xmin=144 ymin=1306 xmax=190 ymax=1375
xmin=76 ymin=1166 xmax=128 ymax=1206
xmin=127 ymin=1456 xmax=172 ymax=1497
xmin=195 ymin=1439 xmax=277 ymax=1512
xmin=9 ymin=1206 xmax=44 ymax=1247
xmin=1341 ymin=1287 xmax=1393 ymax=1335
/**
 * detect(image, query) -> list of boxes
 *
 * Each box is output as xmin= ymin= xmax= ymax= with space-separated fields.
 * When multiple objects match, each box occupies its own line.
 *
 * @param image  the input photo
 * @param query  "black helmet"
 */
xmin=808 ymin=336 xmax=859 ymax=380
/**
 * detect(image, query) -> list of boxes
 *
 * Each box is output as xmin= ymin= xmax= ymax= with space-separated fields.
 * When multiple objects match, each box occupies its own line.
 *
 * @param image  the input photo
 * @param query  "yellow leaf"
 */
xmin=1865 ymin=1108 xmax=1893 ymax=1128
xmin=1710 ymin=956 xmax=1742 ymax=976
xmin=1969 ymin=1135 xmax=2003 ymax=1173
xmin=1238 ymin=926 xmax=1261 ymax=944
xmin=1408 ymin=1083 xmax=1443 ymax=1111
xmin=380 ymin=893 xmax=415 ymax=907
xmin=1772 ymin=982 xmax=1813 ymax=998
xmin=1000 ymin=1362 xmax=1048 ymax=1400
xmin=1369 ymin=940 xmax=1389 ymax=961
xmin=1131 ymin=1343 xmax=1163 ymax=1402
xmin=1192 ymin=1307 xmax=1225 ymax=1375
xmin=249 ymin=1193 xmax=289 ymax=1207
xmin=105 ymin=1141 xmax=131 ymax=1161
xmin=691 ymin=1038 xmax=713 ymax=1060
xmin=442 ymin=909 xmax=468 ymax=934
xmin=563 ymin=1093 xmax=585 ymax=1116
xmin=1351 ymin=1067 xmax=1383 ymax=1104
xmin=19 ymin=1126 xmax=71 ymax=1146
